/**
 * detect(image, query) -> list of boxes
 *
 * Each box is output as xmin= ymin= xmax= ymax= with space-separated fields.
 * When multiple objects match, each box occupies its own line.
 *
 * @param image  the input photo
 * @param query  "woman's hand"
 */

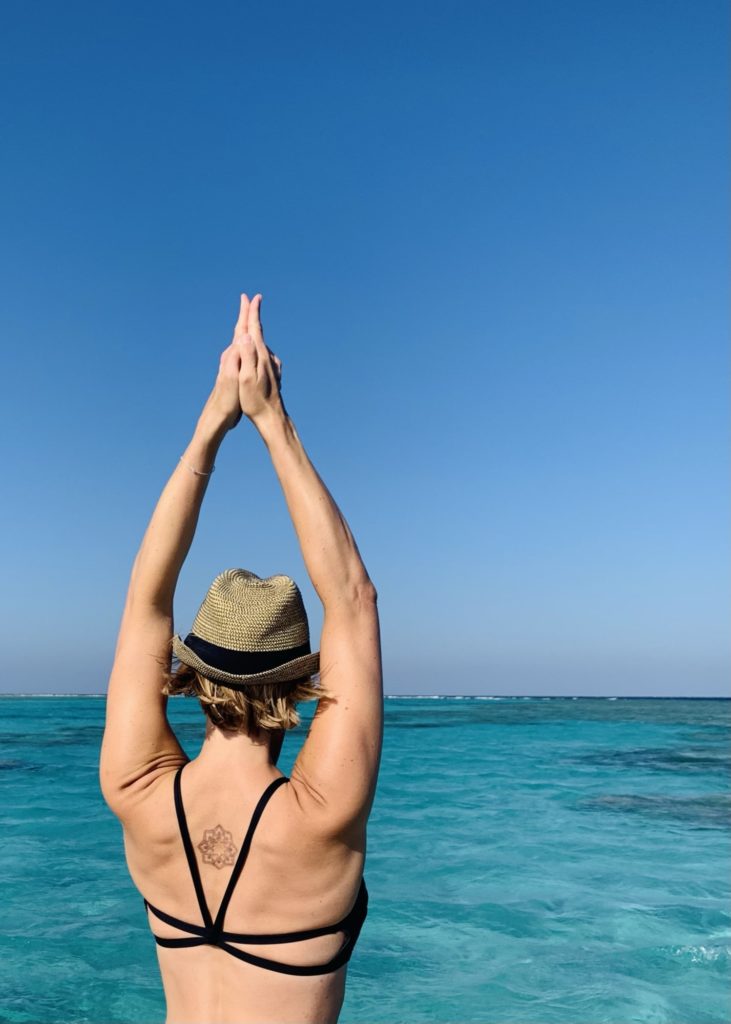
xmin=234 ymin=293 xmax=284 ymax=423
xmin=200 ymin=293 xmax=283 ymax=434
xmin=200 ymin=300 xmax=247 ymax=433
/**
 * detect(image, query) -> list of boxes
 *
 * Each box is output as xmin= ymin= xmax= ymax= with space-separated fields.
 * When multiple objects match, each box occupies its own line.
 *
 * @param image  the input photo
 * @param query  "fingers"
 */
xmin=247 ymin=293 xmax=266 ymax=356
xmin=248 ymin=293 xmax=279 ymax=385
xmin=241 ymin=332 xmax=257 ymax=367
xmin=234 ymin=293 xmax=250 ymax=338
xmin=248 ymin=293 xmax=263 ymax=338
xmin=232 ymin=293 xmax=258 ymax=369
xmin=220 ymin=344 xmax=242 ymax=373
xmin=234 ymin=292 xmax=282 ymax=388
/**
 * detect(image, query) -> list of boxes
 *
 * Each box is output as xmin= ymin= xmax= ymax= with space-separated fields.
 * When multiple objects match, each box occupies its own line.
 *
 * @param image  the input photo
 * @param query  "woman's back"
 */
xmin=121 ymin=758 xmax=368 ymax=1024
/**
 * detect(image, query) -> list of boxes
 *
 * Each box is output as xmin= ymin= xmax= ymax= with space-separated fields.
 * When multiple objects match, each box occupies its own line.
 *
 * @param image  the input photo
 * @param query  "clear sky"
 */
xmin=1 ymin=1 xmax=727 ymax=696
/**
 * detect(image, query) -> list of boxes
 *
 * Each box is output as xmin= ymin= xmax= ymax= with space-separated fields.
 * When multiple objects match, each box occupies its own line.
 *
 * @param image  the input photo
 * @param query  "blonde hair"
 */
xmin=160 ymin=638 xmax=333 ymax=736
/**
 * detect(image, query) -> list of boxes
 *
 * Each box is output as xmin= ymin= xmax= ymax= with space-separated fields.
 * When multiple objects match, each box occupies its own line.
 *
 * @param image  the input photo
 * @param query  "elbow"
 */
xmin=323 ymin=576 xmax=378 ymax=611
xmin=353 ymin=578 xmax=378 ymax=605
xmin=363 ymin=579 xmax=378 ymax=602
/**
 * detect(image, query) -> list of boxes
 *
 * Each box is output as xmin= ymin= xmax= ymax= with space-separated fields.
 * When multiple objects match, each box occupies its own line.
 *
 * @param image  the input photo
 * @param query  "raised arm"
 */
xmin=100 ymin=303 xmax=248 ymax=808
xmin=240 ymin=296 xmax=383 ymax=837
xmin=256 ymin=414 xmax=376 ymax=604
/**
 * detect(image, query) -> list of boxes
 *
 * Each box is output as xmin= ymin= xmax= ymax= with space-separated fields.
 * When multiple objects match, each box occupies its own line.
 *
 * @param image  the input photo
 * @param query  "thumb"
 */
xmin=238 ymin=332 xmax=258 ymax=367
xmin=220 ymin=343 xmax=241 ymax=373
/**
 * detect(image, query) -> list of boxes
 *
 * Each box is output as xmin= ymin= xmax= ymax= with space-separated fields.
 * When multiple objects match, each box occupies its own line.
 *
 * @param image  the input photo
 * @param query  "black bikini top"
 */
xmin=142 ymin=763 xmax=369 ymax=976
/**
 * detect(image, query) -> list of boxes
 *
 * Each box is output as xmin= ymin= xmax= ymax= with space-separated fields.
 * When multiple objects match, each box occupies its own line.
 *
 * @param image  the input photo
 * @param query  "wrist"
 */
xmin=251 ymin=405 xmax=290 ymax=445
xmin=195 ymin=407 xmax=230 ymax=446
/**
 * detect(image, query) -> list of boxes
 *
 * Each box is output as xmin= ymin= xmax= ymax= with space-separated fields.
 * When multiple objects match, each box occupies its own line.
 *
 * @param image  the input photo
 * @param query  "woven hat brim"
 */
xmin=171 ymin=634 xmax=320 ymax=689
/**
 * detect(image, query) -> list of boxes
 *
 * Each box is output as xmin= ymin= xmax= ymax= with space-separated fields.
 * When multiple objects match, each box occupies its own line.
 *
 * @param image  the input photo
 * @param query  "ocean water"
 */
xmin=0 ymin=695 xmax=729 ymax=1024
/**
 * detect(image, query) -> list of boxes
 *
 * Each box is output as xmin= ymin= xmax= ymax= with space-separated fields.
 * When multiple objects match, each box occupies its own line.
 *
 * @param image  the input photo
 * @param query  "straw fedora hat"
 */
xmin=171 ymin=568 xmax=320 ymax=691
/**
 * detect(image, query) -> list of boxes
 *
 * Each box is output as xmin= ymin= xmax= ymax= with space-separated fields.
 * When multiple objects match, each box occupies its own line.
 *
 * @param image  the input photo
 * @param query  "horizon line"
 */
xmin=0 ymin=692 xmax=728 ymax=701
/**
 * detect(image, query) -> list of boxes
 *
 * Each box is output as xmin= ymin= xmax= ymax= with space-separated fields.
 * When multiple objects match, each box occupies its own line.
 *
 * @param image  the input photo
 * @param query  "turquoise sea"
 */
xmin=0 ymin=695 xmax=729 ymax=1024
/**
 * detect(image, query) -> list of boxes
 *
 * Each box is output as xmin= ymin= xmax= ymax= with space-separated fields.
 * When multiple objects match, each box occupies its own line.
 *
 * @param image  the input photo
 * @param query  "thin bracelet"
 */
xmin=179 ymin=455 xmax=216 ymax=477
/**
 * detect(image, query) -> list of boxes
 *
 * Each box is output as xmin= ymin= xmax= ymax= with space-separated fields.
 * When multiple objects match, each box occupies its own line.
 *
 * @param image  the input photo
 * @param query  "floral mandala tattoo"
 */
xmin=197 ymin=825 xmax=238 ymax=869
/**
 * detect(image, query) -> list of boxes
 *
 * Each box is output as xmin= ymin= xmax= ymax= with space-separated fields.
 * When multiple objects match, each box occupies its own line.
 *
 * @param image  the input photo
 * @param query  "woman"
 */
xmin=99 ymin=293 xmax=383 ymax=1024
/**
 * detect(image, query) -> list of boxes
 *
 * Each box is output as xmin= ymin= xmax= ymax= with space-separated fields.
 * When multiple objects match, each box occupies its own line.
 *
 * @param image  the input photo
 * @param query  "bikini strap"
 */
xmin=174 ymin=763 xmax=289 ymax=938
xmin=211 ymin=775 xmax=289 ymax=934
xmin=174 ymin=763 xmax=215 ymax=931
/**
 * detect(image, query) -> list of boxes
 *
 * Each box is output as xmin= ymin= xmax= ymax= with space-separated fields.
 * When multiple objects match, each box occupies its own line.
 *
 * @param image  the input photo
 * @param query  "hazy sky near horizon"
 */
xmin=1 ymin=1 xmax=727 ymax=697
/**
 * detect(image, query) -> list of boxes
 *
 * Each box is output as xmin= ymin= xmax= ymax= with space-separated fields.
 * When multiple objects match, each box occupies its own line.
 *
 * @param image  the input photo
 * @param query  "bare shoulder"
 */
xmin=112 ymin=765 xmax=364 ymax=862
xmin=289 ymin=585 xmax=383 ymax=840
xmin=104 ymin=761 xmax=184 ymax=833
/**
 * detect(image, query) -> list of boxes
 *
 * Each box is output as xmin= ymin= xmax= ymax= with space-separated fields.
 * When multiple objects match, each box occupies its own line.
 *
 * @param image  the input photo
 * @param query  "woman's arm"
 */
xmin=100 ymin=300 xmax=249 ymax=813
xmin=128 ymin=301 xmax=248 ymax=608
xmin=255 ymin=411 xmax=375 ymax=605
xmin=239 ymin=295 xmax=375 ymax=606
xmin=127 ymin=408 xmax=228 ymax=610
xmin=239 ymin=297 xmax=382 ymax=832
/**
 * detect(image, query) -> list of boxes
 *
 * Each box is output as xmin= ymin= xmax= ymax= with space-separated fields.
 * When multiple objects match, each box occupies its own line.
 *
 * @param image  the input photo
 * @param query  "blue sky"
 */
xmin=0 ymin=1 xmax=727 ymax=696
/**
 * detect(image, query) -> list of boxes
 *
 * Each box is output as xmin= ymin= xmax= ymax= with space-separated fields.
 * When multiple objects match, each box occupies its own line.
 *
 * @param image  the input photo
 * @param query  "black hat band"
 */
xmin=182 ymin=633 xmax=312 ymax=676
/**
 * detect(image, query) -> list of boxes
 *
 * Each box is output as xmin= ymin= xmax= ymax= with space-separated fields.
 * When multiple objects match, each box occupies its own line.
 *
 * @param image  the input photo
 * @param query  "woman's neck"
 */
xmin=196 ymin=718 xmax=277 ymax=772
